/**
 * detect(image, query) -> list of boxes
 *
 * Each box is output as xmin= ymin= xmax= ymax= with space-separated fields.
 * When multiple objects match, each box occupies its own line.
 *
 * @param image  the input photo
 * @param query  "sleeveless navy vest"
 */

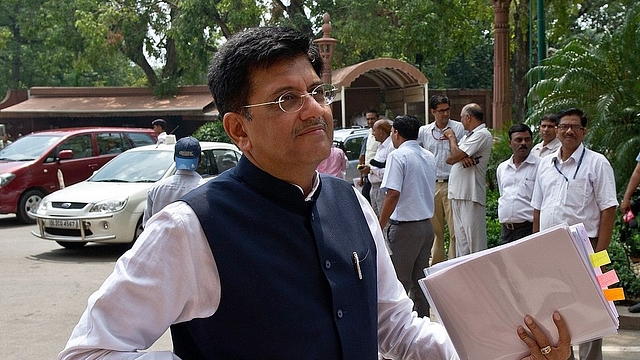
xmin=171 ymin=157 xmax=378 ymax=359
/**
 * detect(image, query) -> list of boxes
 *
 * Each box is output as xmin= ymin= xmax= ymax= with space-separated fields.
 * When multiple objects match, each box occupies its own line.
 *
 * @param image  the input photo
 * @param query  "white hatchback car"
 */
xmin=31 ymin=137 xmax=241 ymax=249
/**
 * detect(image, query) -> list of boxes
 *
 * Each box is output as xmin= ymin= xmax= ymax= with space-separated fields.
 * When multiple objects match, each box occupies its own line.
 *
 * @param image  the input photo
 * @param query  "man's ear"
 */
xmin=223 ymin=112 xmax=251 ymax=152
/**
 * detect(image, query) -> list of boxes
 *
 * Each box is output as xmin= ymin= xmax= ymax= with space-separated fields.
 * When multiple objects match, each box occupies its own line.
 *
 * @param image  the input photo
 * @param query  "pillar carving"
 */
xmin=493 ymin=0 xmax=511 ymax=131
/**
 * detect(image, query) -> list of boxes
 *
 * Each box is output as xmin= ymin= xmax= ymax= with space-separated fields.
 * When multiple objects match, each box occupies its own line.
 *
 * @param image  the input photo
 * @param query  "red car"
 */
xmin=0 ymin=127 xmax=156 ymax=223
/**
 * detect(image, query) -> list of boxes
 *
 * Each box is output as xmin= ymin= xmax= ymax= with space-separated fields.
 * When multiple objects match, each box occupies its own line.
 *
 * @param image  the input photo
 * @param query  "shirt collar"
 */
xmin=551 ymin=143 xmax=585 ymax=164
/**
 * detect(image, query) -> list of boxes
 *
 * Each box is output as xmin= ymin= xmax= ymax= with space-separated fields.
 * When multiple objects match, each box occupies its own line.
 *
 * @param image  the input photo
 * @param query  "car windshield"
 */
xmin=0 ymin=135 xmax=63 ymax=161
xmin=90 ymin=150 xmax=174 ymax=183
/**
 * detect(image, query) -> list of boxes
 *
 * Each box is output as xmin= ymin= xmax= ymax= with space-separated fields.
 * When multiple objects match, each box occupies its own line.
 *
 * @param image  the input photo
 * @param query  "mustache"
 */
xmin=293 ymin=117 xmax=328 ymax=136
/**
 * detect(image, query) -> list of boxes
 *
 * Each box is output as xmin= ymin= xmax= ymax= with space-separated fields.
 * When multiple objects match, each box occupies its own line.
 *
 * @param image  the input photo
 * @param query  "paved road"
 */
xmin=0 ymin=215 xmax=172 ymax=359
xmin=1 ymin=214 xmax=638 ymax=359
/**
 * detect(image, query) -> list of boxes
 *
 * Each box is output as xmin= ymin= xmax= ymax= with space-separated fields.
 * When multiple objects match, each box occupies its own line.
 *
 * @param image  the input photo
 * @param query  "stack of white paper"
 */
xmin=419 ymin=223 xmax=619 ymax=360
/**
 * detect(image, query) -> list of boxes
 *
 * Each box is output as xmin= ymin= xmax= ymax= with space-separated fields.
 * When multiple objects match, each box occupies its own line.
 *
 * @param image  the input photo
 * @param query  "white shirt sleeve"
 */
xmin=58 ymin=202 xmax=220 ymax=360
xmin=352 ymin=188 xmax=458 ymax=360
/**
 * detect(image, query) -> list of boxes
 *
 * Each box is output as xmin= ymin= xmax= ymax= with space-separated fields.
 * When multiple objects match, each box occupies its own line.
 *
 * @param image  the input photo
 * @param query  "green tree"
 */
xmin=0 ymin=0 xmax=144 ymax=96
xmin=312 ymin=0 xmax=493 ymax=89
xmin=526 ymin=4 xmax=640 ymax=187
xmin=192 ymin=120 xmax=231 ymax=144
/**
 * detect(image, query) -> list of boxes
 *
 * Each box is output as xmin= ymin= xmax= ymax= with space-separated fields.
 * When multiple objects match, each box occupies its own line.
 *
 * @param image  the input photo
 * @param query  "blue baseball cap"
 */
xmin=174 ymin=137 xmax=201 ymax=170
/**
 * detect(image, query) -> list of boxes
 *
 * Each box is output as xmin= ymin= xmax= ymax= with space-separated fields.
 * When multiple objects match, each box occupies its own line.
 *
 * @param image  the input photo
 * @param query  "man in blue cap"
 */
xmin=142 ymin=136 xmax=205 ymax=227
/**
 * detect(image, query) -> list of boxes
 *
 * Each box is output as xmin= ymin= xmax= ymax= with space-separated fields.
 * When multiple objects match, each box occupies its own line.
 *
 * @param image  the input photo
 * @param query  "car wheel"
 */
xmin=56 ymin=241 xmax=88 ymax=250
xmin=16 ymin=189 xmax=45 ymax=224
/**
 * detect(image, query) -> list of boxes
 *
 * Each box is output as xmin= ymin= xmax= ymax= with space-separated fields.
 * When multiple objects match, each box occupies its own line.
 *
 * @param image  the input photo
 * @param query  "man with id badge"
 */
xmin=531 ymin=107 xmax=618 ymax=360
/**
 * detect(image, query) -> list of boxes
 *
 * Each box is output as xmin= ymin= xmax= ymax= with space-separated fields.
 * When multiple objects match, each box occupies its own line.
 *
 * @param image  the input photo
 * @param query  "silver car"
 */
xmin=31 ymin=140 xmax=241 ymax=249
xmin=333 ymin=128 xmax=369 ymax=184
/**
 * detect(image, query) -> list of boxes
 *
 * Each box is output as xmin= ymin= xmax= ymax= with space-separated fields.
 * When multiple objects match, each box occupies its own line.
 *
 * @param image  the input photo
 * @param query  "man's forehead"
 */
xmin=511 ymin=132 xmax=531 ymax=139
xmin=559 ymin=114 xmax=581 ymax=123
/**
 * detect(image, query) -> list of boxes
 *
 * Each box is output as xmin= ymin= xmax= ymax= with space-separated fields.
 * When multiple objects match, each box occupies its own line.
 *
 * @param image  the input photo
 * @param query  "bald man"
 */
xmin=444 ymin=103 xmax=493 ymax=256
xmin=368 ymin=119 xmax=393 ymax=216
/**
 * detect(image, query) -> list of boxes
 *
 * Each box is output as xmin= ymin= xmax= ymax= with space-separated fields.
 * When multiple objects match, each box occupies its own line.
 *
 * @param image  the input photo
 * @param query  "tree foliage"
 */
xmin=312 ymin=0 xmax=494 ymax=89
xmin=526 ymin=4 xmax=640 ymax=188
xmin=0 ymin=0 xmax=146 ymax=96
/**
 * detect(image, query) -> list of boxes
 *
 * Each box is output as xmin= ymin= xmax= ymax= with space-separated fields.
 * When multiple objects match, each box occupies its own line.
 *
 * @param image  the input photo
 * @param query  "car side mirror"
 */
xmin=58 ymin=149 xmax=74 ymax=160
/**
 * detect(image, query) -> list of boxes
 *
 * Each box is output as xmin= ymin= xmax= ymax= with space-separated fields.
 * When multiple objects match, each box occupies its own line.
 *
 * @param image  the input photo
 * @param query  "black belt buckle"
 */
xmin=505 ymin=223 xmax=515 ymax=230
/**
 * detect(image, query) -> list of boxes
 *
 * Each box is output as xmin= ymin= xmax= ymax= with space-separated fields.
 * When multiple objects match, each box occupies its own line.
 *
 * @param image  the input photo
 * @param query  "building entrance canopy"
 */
xmin=330 ymin=58 xmax=429 ymax=127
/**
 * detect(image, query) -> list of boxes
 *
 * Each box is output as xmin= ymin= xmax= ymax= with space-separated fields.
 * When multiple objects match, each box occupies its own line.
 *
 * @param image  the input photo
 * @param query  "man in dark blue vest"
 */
xmin=59 ymin=27 xmax=571 ymax=360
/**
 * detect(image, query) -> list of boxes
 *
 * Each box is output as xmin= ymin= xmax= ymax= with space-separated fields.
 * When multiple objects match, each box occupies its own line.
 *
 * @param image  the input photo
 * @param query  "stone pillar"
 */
xmin=313 ymin=13 xmax=338 ymax=85
xmin=493 ymin=0 xmax=511 ymax=132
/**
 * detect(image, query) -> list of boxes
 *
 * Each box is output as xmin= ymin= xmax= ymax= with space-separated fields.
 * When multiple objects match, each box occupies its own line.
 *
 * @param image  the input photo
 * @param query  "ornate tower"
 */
xmin=313 ymin=13 xmax=338 ymax=85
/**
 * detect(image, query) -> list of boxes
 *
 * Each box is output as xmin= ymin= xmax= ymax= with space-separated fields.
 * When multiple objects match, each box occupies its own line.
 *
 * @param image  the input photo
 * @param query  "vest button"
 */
xmin=336 ymin=309 xmax=343 ymax=318
xmin=325 ymin=260 xmax=331 ymax=269
xmin=311 ymin=213 xmax=315 ymax=221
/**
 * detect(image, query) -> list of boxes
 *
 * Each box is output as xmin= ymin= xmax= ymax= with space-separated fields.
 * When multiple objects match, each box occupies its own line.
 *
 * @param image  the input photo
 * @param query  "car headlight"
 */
xmin=35 ymin=198 xmax=50 ymax=215
xmin=90 ymin=197 xmax=128 ymax=213
xmin=0 ymin=173 xmax=16 ymax=187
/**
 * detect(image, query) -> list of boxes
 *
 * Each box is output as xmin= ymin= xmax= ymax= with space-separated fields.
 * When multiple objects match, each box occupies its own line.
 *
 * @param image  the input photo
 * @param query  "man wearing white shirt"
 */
xmin=152 ymin=119 xmax=168 ymax=144
xmin=496 ymin=124 xmax=539 ymax=243
xmin=444 ymin=103 xmax=493 ymax=256
xmin=368 ymin=119 xmax=393 ymax=216
xmin=532 ymin=113 xmax=561 ymax=157
xmin=358 ymin=110 xmax=380 ymax=202
xmin=418 ymin=95 xmax=465 ymax=264
xmin=531 ymin=108 xmax=618 ymax=360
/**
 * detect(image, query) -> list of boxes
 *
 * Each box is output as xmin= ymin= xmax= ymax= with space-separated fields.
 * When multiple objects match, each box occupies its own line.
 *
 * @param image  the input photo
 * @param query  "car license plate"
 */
xmin=46 ymin=219 xmax=79 ymax=229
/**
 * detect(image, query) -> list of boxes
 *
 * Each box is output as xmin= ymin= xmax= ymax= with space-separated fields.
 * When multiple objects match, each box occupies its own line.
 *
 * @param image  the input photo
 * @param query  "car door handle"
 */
xmin=88 ymin=164 xmax=100 ymax=170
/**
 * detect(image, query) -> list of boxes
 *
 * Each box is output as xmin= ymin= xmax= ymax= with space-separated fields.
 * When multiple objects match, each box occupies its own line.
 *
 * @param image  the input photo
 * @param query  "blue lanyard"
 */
xmin=553 ymin=147 xmax=586 ymax=181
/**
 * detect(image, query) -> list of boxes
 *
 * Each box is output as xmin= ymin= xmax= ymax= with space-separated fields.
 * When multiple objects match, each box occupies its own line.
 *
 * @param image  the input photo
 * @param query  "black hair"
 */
xmin=540 ymin=113 xmax=558 ymax=125
xmin=152 ymin=119 xmax=166 ymax=129
xmin=508 ymin=123 xmax=533 ymax=139
xmin=392 ymin=115 xmax=420 ymax=140
xmin=207 ymin=27 xmax=323 ymax=119
xmin=429 ymin=95 xmax=450 ymax=110
xmin=365 ymin=109 xmax=380 ymax=118
xmin=556 ymin=108 xmax=588 ymax=127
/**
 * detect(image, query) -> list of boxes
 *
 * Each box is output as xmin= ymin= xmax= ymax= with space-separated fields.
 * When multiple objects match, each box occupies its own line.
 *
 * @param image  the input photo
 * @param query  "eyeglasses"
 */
xmin=556 ymin=124 xmax=584 ymax=132
xmin=243 ymin=84 xmax=337 ymax=113
xmin=431 ymin=127 xmax=447 ymax=140
xmin=435 ymin=107 xmax=451 ymax=114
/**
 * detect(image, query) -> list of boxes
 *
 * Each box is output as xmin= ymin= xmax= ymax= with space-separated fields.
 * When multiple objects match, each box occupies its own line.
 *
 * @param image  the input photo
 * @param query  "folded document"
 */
xmin=419 ymin=223 xmax=620 ymax=360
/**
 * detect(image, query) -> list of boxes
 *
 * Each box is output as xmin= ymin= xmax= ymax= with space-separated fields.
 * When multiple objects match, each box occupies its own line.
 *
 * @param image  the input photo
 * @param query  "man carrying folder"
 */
xmin=532 ymin=107 xmax=618 ymax=360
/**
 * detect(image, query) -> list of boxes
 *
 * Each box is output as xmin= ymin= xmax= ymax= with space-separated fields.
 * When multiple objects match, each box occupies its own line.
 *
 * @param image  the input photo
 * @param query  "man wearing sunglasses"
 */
xmin=531 ymin=107 xmax=617 ymax=360
xmin=60 ymin=27 xmax=571 ymax=360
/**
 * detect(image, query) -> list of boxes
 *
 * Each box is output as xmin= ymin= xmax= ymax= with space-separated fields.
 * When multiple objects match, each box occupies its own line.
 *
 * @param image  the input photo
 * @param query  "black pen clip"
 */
xmin=352 ymin=252 xmax=363 ymax=280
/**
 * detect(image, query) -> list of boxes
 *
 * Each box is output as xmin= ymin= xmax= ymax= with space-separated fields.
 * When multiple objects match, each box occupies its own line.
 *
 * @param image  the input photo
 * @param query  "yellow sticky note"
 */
xmin=590 ymin=250 xmax=611 ymax=268
xmin=602 ymin=288 xmax=625 ymax=301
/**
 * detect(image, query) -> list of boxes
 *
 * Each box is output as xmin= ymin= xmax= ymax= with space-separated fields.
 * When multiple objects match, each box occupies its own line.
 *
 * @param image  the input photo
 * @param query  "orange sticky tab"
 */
xmin=602 ymin=288 xmax=625 ymax=301
xmin=590 ymin=250 xmax=611 ymax=268
xmin=597 ymin=270 xmax=619 ymax=288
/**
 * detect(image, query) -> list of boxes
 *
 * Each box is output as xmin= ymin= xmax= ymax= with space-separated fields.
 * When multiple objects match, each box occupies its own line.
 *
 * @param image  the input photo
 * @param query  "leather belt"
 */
xmin=503 ymin=221 xmax=532 ymax=230
xmin=436 ymin=178 xmax=448 ymax=183
xmin=389 ymin=218 xmax=429 ymax=225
